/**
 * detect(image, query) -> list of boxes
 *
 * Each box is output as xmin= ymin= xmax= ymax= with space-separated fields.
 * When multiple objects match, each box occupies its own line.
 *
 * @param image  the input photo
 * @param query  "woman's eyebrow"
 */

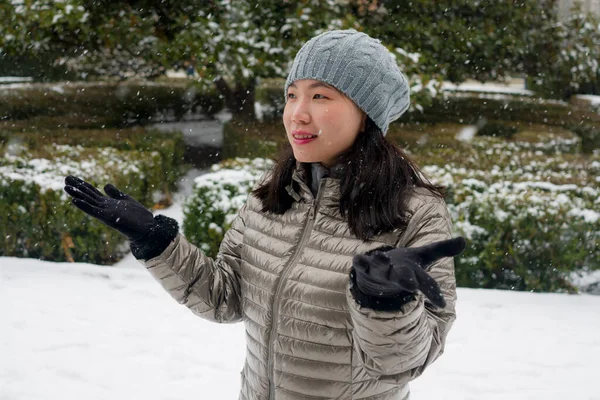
xmin=289 ymin=82 xmax=334 ymax=90
xmin=308 ymin=82 xmax=334 ymax=90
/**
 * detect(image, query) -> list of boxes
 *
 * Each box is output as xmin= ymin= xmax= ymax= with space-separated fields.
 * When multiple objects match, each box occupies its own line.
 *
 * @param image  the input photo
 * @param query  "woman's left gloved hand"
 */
xmin=352 ymin=237 xmax=466 ymax=308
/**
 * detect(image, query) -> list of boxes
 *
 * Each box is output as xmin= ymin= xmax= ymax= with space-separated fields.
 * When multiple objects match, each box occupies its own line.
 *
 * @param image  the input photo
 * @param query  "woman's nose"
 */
xmin=291 ymin=102 xmax=311 ymax=124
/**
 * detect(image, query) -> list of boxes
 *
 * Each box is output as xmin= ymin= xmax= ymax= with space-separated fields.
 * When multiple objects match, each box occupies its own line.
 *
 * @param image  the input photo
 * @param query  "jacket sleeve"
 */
xmin=134 ymin=201 xmax=250 ymax=324
xmin=346 ymin=199 xmax=457 ymax=385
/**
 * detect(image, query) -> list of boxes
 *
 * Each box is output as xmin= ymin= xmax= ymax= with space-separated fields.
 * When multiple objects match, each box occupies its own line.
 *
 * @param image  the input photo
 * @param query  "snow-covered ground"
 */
xmin=2 ymin=193 xmax=599 ymax=400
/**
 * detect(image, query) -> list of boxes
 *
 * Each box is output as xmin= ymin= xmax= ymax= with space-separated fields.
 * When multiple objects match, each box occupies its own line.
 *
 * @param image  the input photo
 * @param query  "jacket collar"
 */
xmin=287 ymin=161 xmax=345 ymax=204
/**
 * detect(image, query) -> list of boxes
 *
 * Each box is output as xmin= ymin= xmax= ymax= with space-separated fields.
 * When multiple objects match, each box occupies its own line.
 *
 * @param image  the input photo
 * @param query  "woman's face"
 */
xmin=283 ymin=79 xmax=366 ymax=167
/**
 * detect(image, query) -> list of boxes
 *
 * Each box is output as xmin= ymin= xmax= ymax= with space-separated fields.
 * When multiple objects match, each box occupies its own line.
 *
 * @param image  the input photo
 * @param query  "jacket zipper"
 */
xmin=267 ymin=179 xmax=326 ymax=400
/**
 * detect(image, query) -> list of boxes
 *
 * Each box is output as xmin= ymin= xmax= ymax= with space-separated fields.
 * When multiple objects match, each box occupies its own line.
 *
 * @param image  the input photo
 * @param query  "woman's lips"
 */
xmin=292 ymin=130 xmax=318 ymax=145
xmin=293 ymin=136 xmax=317 ymax=145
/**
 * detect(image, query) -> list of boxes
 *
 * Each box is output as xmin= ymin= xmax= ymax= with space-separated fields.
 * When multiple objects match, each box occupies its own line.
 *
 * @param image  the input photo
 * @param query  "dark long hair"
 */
xmin=252 ymin=118 xmax=445 ymax=241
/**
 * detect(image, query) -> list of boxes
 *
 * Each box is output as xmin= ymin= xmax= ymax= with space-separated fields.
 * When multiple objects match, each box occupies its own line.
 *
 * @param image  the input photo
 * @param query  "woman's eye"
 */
xmin=287 ymin=93 xmax=328 ymax=100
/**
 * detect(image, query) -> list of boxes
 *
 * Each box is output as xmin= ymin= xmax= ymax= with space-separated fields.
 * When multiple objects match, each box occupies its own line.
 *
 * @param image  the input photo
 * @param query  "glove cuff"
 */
xmin=349 ymin=267 xmax=416 ymax=312
xmin=130 ymin=214 xmax=179 ymax=260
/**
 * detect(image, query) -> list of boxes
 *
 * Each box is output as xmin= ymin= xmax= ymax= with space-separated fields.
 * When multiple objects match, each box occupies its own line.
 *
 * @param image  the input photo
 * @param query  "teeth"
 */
xmin=295 ymin=135 xmax=316 ymax=139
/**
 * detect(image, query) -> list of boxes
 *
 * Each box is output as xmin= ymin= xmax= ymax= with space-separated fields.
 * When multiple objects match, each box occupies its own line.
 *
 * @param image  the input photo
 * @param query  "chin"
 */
xmin=292 ymin=152 xmax=322 ymax=163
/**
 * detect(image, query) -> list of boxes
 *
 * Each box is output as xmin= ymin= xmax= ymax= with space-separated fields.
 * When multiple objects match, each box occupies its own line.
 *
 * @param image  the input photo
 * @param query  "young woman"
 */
xmin=64 ymin=29 xmax=465 ymax=400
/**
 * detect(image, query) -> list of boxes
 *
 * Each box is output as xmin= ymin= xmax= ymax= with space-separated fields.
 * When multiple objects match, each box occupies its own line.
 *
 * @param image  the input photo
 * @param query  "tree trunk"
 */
xmin=214 ymin=77 xmax=257 ymax=121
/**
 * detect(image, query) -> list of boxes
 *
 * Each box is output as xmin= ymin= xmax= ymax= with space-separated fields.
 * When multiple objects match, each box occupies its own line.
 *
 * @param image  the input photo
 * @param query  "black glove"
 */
xmin=64 ymin=175 xmax=179 ymax=259
xmin=352 ymin=237 xmax=466 ymax=310
xmin=64 ymin=175 xmax=156 ymax=242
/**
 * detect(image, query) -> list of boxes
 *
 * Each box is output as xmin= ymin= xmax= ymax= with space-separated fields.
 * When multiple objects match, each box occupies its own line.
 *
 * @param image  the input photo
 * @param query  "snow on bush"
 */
xmin=182 ymin=158 xmax=273 ymax=257
xmin=0 ymin=143 xmax=169 ymax=264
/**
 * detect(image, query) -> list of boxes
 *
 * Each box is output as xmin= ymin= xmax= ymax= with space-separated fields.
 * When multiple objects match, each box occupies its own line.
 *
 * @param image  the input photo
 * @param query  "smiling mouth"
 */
xmin=293 ymin=134 xmax=318 ymax=139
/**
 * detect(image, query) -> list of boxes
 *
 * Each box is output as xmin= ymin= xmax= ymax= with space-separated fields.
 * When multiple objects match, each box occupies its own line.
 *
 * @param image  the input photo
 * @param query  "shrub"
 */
xmin=0 ymin=132 xmax=188 ymax=264
xmin=183 ymin=158 xmax=273 ymax=258
xmin=0 ymin=128 xmax=187 ymax=194
xmin=403 ymin=95 xmax=600 ymax=153
xmin=423 ymin=163 xmax=599 ymax=293
xmin=1 ymin=177 xmax=129 ymax=264
xmin=526 ymin=10 xmax=600 ymax=100
xmin=0 ymin=81 xmax=225 ymax=126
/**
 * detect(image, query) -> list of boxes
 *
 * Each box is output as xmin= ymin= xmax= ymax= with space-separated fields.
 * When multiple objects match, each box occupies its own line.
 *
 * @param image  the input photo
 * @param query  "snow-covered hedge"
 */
xmin=415 ymin=132 xmax=599 ymax=292
xmin=0 ymin=140 xmax=185 ymax=264
xmin=182 ymin=158 xmax=273 ymax=257
xmin=426 ymin=169 xmax=599 ymax=293
xmin=184 ymin=135 xmax=599 ymax=293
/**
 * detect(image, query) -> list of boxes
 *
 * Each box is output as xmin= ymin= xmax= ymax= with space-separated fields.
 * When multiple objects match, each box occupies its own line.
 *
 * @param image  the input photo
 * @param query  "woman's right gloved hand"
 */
xmin=63 ymin=175 xmax=156 ymax=243
xmin=64 ymin=175 xmax=179 ymax=260
xmin=352 ymin=237 xmax=466 ymax=309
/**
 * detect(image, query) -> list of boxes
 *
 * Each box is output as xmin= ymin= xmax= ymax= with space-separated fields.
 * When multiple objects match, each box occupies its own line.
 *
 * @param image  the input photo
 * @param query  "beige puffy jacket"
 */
xmin=137 ymin=162 xmax=457 ymax=400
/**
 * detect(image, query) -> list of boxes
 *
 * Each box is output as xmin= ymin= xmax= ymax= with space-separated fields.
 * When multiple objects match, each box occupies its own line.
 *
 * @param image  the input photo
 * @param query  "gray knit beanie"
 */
xmin=285 ymin=29 xmax=410 ymax=135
